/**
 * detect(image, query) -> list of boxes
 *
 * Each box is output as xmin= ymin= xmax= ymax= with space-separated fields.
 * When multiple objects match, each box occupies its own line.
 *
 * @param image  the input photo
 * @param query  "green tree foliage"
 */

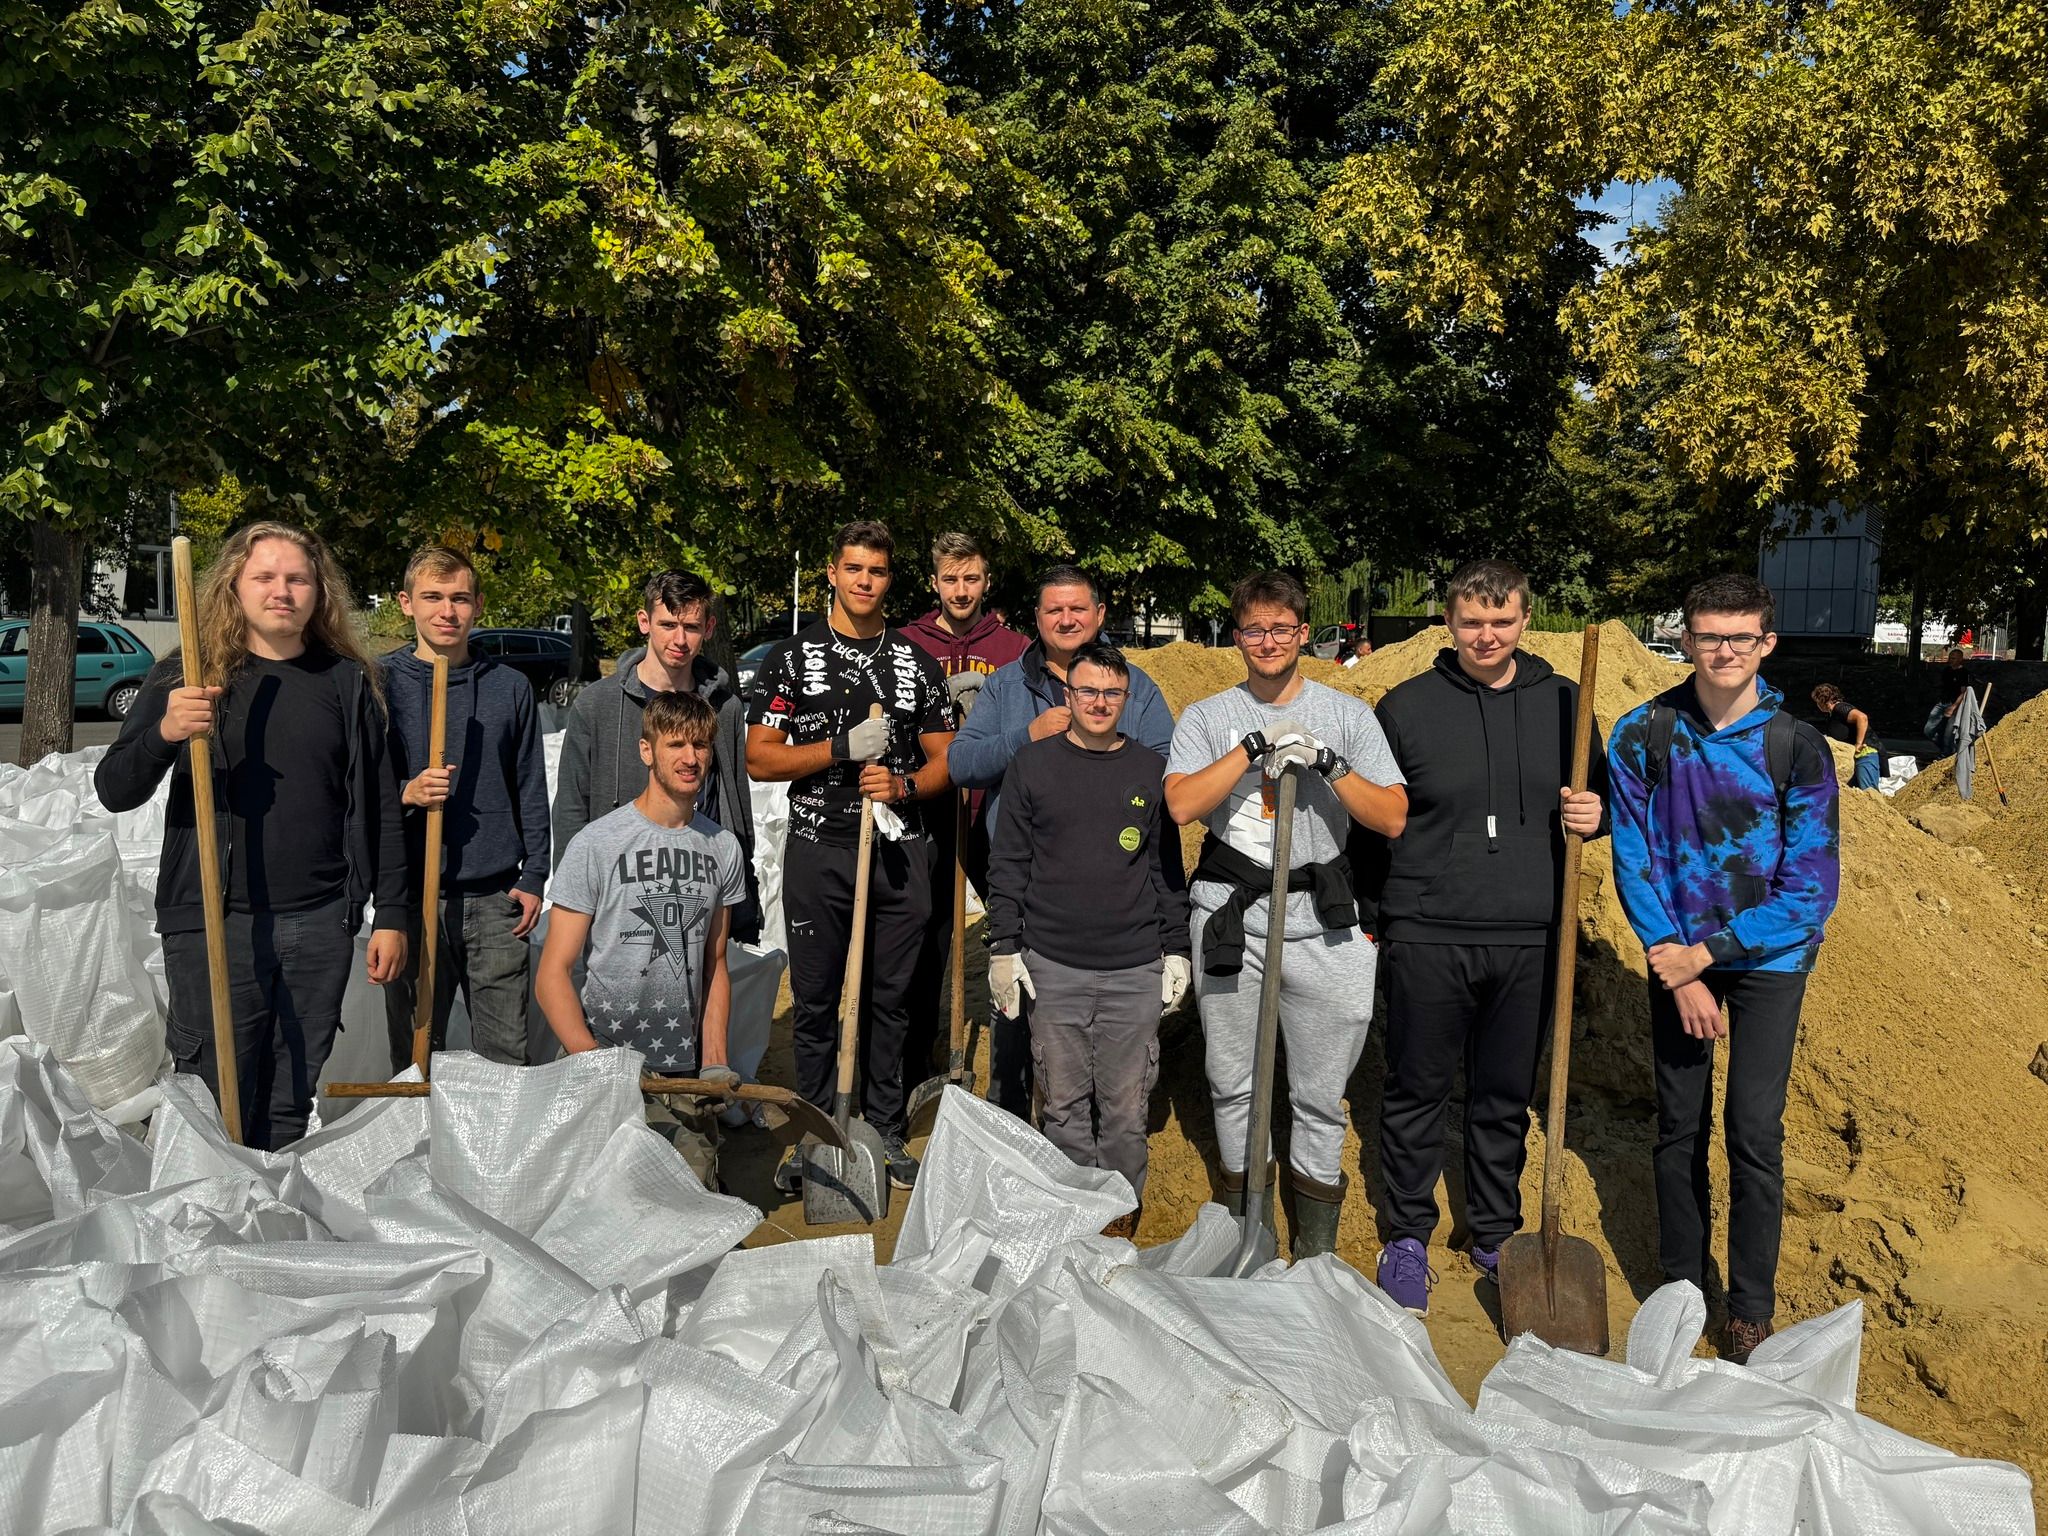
xmin=1323 ymin=0 xmax=2048 ymax=632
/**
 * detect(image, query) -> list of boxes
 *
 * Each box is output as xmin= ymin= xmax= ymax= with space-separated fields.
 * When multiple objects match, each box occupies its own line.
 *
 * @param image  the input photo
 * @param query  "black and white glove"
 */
xmin=1239 ymin=729 xmax=1273 ymax=764
xmin=1267 ymin=732 xmax=1348 ymax=780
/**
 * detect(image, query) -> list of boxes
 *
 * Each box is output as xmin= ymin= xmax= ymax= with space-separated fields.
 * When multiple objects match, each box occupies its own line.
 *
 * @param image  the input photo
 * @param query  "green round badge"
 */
xmin=1118 ymin=825 xmax=1142 ymax=851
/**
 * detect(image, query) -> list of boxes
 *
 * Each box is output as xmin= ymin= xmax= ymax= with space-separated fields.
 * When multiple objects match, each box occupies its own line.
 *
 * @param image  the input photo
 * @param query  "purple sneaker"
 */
xmin=1472 ymin=1245 xmax=1501 ymax=1285
xmin=1376 ymin=1237 xmax=1434 ymax=1317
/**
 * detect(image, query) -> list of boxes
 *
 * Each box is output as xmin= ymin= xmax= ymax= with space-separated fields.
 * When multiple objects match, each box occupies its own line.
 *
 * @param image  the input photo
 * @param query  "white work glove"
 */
xmin=698 ymin=1065 xmax=741 ymax=1094
xmin=946 ymin=671 xmax=985 ymax=720
xmin=1268 ymin=732 xmax=1344 ymax=778
xmin=833 ymin=714 xmax=889 ymax=762
xmin=990 ymin=952 xmax=1034 ymax=1018
xmin=1161 ymin=954 xmax=1192 ymax=1013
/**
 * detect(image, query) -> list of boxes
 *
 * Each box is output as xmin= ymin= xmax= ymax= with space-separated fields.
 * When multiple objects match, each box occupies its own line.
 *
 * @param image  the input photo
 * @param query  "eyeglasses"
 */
xmin=1687 ymin=631 xmax=1766 ymax=654
xmin=1236 ymin=624 xmax=1308 ymax=644
xmin=1070 ymin=686 xmax=1127 ymax=704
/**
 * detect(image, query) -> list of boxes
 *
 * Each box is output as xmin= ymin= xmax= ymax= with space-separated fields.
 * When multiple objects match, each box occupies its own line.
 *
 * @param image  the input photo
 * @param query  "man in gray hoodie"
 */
xmin=552 ymin=570 xmax=760 ymax=941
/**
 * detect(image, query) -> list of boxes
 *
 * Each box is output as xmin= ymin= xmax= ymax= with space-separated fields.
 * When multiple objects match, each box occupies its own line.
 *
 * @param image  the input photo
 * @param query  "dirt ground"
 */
xmin=725 ymin=628 xmax=2048 ymax=1520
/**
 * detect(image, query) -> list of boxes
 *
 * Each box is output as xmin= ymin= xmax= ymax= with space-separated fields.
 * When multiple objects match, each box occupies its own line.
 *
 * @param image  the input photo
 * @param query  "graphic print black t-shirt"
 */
xmin=746 ymin=619 xmax=953 ymax=845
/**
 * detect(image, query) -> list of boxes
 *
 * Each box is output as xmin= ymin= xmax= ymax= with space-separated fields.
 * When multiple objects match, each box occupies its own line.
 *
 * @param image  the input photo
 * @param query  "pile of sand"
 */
xmin=1124 ymin=634 xmax=2048 ymax=1506
xmin=1894 ymin=691 xmax=2048 ymax=905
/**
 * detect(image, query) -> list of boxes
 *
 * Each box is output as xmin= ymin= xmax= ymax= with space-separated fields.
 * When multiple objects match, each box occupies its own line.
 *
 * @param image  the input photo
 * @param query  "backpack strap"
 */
xmin=1764 ymin=708 xmax=1799 ymax=811
xmin=1644 ymin=704 xmax=1677 ymax=790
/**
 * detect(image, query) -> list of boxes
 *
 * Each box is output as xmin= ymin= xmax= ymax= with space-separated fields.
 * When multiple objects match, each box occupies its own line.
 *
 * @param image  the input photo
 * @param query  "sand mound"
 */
xmin=1129 ymin=635 xmax=2048 ymax=1509
xmin=1895 ymin=691 xmax=2048 ymax=905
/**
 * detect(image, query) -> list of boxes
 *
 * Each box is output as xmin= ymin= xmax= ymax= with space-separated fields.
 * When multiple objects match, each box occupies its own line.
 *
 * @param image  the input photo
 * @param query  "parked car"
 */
xmin=469 ymin=628 xmax=582 ymax=706
xmin=735 ymin=640 xmax=779 ymax=691
xmin=1645 ymin=640 xmax=1686 ymax=663
xmin=0 ymin=619 xmax=157 ymax=720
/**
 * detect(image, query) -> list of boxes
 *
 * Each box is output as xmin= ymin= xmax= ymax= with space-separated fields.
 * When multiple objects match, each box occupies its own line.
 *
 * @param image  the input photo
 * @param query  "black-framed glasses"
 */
xmin=1686 ymin=631 xmax=1766 ymax=654
xmin=1070 ymin=686 xmax=1128 ymax=703
xmin=1237 ymin=624 xmax=1309 ymax=644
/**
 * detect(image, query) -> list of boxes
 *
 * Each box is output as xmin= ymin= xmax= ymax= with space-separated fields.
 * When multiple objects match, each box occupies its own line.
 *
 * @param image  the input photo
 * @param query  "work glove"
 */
xmin=832 ymin=714 xmax=890 ymax=762
xmin=1161 ymin=954 xmax=1192 ymax=1013
xmin=1238 ymin=728 xmax=1273 ymax=764
xmin=947 ymin=671 xmax=985 ymax=720
xmin=698 ymin=1064 xmax=741 ymax=1096
xmin=1268 ymin=733 xmax=1345 ymax=779
xmin=990 ymin=952 xmax=1034 ymax=1018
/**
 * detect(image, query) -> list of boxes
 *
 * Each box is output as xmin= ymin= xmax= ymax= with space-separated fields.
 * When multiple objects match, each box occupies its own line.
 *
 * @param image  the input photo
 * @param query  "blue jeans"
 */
xmin=162 ymin=899 xmax=356 ymax=1150
xmin=1851 ymin=749 xmax=1882 ymax=790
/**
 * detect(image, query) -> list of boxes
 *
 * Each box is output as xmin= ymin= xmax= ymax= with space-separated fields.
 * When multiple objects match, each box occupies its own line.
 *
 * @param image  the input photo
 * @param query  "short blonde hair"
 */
xmin=403 ymin=546 xmax=477 ymax=594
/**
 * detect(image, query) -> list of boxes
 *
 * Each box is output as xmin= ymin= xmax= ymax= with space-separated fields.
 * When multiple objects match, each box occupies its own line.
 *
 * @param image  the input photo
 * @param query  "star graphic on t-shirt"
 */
xmin=626 ymin=883 xmax=707 ymax=981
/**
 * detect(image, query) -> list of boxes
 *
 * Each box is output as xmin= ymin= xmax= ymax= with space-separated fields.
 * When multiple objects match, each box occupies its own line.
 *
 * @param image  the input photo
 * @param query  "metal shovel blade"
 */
xmin=1497 ymin=1229 xmax=1610 ymax=1355
xmin=904 ymin=1067 xmax=970 ymax=1137
xmin=800 ymin=1116 xmax=889 ymax=1226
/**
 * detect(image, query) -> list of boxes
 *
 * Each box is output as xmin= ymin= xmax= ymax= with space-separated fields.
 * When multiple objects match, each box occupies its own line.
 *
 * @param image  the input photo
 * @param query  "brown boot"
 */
xmin=1101 ymin=1209 xmax=1140 ymax=1240
xmin=1724 ymin=1315 xmax=1773 ymax=1365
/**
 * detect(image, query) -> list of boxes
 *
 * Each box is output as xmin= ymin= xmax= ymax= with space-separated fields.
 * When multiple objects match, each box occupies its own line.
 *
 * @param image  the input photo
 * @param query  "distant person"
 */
xmin=901 ymin=531 xmax=1029 ymax=1078
xmin=95 ymin=522 xmax=409 ymax=1150
xmin=553 ymin=570 xmax=758 ymax=940
xmin=947 ymin=565 xmax=1176 ymax=1117
xmin=1811 ymin=683 xmax=1882 ymax=790
xmin=379 ymin=547 xmax=549 ymax=1070
xmin=538 ymin=691 xmax=746 ymax=1187
xmin=1165 ymin=571 xmax=1407 ymax=1262
xmin=1608 ymin=574 xmax=1840 ymax=1364
xmin=1930 ymin=647 xmax=1972 ymax=754
xmin=1370 ymin=560 xmax=1606 ymax=1316
xmin=985 ymin=642 xmax=1189 ymax=1232
xmin=745 ymin=521 xmax=955 ymax=1192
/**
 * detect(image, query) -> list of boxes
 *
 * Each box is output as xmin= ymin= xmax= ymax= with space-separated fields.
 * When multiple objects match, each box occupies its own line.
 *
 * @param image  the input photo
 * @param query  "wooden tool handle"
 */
xmin=1540 ymin=624 xmax=1600 ymax=1243
xmin=835 ymin=703 xmax=884 ymax=1099
xmin=173 ymin=538 xmax=242 ymax=1146
xmin=948 ymin=789 xmax=968 ymax=1078
xmin=410 ymin=654 xmax=449 ymax=1075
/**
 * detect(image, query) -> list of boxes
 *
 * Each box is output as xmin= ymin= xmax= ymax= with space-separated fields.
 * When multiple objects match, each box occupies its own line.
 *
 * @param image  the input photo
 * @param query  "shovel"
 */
xmin=802 ymin=705 xmax=890 ymax=1225
xmin=1977 ymin=684 xmax=2010 ymax=808
xmin=1499 ymin=623 xmax=1611 ymax=1355
xmin=173 ymin=537 xmax=243 ymax=1145
xmin=1232 ymin=755 xmax=1301 ymax=1276
xmin=905 ymin=788 xmax=973 ymax=1134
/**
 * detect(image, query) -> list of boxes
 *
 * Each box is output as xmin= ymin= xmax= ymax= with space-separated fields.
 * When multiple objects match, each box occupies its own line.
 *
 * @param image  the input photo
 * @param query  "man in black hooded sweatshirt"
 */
xmin=1369 ymin=559 xmax=1607 ymax=1319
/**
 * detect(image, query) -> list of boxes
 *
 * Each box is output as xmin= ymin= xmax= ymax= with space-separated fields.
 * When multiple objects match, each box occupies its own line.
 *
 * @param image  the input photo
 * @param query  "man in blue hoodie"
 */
xmin=382 ymin=547 xmax=551 ymax=1069
xmin=1608 ymin=573 xmax=1840 ymax=1363
xmin=946 ymin=564 xmax=1176 ymax=1116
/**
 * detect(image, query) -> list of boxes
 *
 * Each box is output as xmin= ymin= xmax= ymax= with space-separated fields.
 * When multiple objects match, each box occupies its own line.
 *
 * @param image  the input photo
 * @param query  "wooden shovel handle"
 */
xmin=948 ymin=789 xmax=968 ymax=1079
xmin=1540 ymin=624 xmax=1600 ymax=1241
xmin=411 ymin=654 xmax=448 ymax=1075
xmin=173 ymin=538 xmax=241 ymax=1146
xmin=836 ymin=704 xmax=884 ymax=1100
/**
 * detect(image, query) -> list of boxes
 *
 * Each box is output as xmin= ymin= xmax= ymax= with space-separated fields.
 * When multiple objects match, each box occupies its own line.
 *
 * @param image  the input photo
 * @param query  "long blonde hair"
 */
xmin=191 ymin=521 xmax=385 ymax=711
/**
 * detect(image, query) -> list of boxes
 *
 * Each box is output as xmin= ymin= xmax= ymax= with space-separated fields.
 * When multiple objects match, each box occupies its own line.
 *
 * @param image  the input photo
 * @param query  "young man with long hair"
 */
xmin=745 ymin=521 xmax=955 ymax=1191
xmin=1608 ymin=574 xmax=1840 ymax=1362
xmin=1164 ymin=570 xmax=1407 ymax=1261
xmin=381 ymin=546 xmax=550 ymax=1069
xmin=95 ymin=521 xmax=410 ymax=1149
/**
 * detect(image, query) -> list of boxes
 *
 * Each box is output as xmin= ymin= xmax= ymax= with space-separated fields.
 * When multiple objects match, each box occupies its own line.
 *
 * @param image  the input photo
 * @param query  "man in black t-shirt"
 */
xmin=1811 ymin=683 xmax=1881 ymax=789
xmin=745 ymin=520 xmax=954 ymax=1191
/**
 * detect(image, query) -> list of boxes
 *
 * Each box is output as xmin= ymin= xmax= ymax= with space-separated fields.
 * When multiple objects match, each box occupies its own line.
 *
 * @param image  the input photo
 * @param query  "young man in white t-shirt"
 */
xmin=1165 ymin=571 xmax=1408 ymax=1260
xmin=538 ymin=689 xmax=747 ymax=1186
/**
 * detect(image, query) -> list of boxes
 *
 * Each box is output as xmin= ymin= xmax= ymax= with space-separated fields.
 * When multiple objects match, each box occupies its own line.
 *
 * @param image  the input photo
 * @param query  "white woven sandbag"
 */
xmin=0 ymin=1036 xmax=153 ymax=1230
xmin=1039 ymin=1372 xmax=1268 ymax=1536
xmin=0 ymin=1360 xmax=129 ymax=1533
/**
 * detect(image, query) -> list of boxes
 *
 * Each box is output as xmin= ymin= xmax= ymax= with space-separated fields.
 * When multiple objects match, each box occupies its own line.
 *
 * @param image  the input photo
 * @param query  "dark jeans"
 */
xmin=1650 ymin=968 xmax=1809 ymax=1323
xmin=161 ymin=899 xmax=355 ymax=1151
xmin=384 ymin=885 xmax=532 ymax=1072
xmin=1379 ymin=940 xmax=1551 ymax=1249
xmin=785 ymin=831 xmax=931 ymax=1141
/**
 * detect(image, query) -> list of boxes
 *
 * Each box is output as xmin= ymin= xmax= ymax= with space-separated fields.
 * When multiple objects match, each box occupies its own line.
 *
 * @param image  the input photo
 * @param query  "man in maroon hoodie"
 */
xmin=902 ymin=531 xmax=1030 ymax=1079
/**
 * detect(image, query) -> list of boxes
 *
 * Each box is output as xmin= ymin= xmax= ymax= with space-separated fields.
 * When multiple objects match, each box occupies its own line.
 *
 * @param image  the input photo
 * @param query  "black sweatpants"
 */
xmin=1650 ymin=968 xmax=1807 ymax=1324
xmin=161 ymin=898 xmax=356 ymax=1151
xmin=785 ymin=830 xmax=932 ymax=1141
xmin=1379 ymin=940 xmax=1551 ymax=1250
xmin=904 ymin=801 xmax=984 ymax=1081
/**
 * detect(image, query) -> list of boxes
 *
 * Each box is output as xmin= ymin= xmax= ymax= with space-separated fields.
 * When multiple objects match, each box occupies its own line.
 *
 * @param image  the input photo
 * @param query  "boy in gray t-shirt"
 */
xmin=538 ymin=691 xmax=747 ymax=1186
xmin=1163 ymin=572 xmax=1408 ymax=1261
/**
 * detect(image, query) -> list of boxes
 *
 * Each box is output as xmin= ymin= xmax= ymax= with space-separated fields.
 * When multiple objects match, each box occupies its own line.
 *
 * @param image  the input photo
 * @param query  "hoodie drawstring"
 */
xmin=1477 ymin=690 xmax=1498 ymax=849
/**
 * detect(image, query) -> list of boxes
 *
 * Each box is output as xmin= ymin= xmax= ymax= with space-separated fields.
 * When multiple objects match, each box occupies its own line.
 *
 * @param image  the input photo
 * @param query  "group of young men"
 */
xmin=99 ymin=516 xmax=1838 ymax=1361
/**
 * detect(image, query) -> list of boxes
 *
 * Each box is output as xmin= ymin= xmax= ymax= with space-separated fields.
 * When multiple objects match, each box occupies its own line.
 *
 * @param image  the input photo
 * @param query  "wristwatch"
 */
xmin=1326 ymin=753 xmax=1352 ymax=783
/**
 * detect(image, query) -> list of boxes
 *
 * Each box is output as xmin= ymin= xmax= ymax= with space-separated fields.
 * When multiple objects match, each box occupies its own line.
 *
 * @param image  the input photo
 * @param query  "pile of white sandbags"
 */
xmin=0 ymin=1037 xmax=2030 ymax=1535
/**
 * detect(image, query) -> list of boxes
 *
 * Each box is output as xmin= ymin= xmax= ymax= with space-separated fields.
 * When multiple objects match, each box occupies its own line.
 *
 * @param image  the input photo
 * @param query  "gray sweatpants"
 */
xmin=1022 ymin=949 xmax=1164 ymax=1198
xmin=1191 ymin=913 xmax=1378 ymax=1186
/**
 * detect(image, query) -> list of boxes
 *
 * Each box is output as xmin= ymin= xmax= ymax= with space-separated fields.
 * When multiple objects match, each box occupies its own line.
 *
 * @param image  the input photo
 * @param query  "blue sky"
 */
xmin=1581 ymin=178 xmax=1678 ymax=265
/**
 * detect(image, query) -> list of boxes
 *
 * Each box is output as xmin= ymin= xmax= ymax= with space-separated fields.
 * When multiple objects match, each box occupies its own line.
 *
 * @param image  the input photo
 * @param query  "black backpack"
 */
xmin=1643 ymin=703 xmax=1818 ymax=814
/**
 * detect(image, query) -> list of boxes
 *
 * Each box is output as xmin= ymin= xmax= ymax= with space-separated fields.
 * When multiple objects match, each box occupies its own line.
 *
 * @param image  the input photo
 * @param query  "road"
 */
xmin=1 ymin=718 xmax=122 ymax=765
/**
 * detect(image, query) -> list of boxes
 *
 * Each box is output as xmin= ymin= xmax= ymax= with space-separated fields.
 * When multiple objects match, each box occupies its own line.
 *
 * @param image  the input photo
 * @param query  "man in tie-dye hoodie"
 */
xmin=1608 ymin=574 xmax=1840 ymax=1365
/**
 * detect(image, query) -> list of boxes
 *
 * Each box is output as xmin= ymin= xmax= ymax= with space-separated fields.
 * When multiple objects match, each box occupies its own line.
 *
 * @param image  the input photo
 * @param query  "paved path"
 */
xmin=1 ymin=718 xmax=121 ymax=765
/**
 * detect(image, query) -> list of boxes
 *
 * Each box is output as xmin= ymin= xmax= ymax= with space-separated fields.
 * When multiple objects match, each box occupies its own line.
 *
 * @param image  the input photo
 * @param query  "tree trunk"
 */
xmin=2015 ymin=583 xmax=2046 ymax=663
xmin=18 ymin=517 xmax=83 ymax=766
xmin=1906 ymin=578 xmax=1927 ymax=665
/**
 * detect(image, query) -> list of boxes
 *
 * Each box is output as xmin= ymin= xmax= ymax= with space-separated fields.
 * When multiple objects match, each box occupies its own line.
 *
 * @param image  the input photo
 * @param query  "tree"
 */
xmin=1320 ymin=0 xmax=2048 ymax=641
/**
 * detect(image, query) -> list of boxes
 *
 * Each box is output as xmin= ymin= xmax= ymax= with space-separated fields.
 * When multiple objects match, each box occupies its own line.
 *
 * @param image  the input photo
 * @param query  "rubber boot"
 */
xmin=1218 ymin=1164 xmax=1277 ymax=1237
xmin=1285 ymin=1171 xmax=1346 ymax=1263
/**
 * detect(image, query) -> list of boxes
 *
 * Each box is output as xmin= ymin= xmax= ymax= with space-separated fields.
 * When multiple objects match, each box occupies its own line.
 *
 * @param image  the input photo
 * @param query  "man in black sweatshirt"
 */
xmin=380 ymin=547 xmax=551 ymax=1069
xmin=985 ymin=642 xmax=1190 ymax=1234
xmin=94 ymin=522 xmax=409 ymax=1150
xmin=1370 ymin=559 xmax=1607 ymax=1318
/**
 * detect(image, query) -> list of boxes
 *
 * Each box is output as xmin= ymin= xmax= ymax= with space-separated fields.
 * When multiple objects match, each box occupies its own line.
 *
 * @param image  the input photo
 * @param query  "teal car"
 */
xmin=0 ymin=620 xmax=157 ymax=720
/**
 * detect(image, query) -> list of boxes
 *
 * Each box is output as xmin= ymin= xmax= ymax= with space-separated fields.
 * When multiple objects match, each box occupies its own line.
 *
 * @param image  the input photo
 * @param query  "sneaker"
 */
xmin=1471 ymin=1245 xmax=1501 ymax=1286
xmin=1724 ymin=1315 xmax=1773 ymax=1365
xmin=1376 ymin=1237 xmax=1435 ymax=1317
xmin=774 ymin=1146 xmax=803 ymax=1196
xmin=881 ymin=1136 xmax=919 ymax=1191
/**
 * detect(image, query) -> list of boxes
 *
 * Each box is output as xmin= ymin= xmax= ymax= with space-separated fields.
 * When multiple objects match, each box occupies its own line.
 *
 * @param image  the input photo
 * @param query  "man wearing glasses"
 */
xmin=984 ymin=642 xmax=1190 ymax=1235
xmin=1164 ymin=571 xmax=1408 ymax=1260
xmin=1608 ymin=574 xmax=1840 ymax=1364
